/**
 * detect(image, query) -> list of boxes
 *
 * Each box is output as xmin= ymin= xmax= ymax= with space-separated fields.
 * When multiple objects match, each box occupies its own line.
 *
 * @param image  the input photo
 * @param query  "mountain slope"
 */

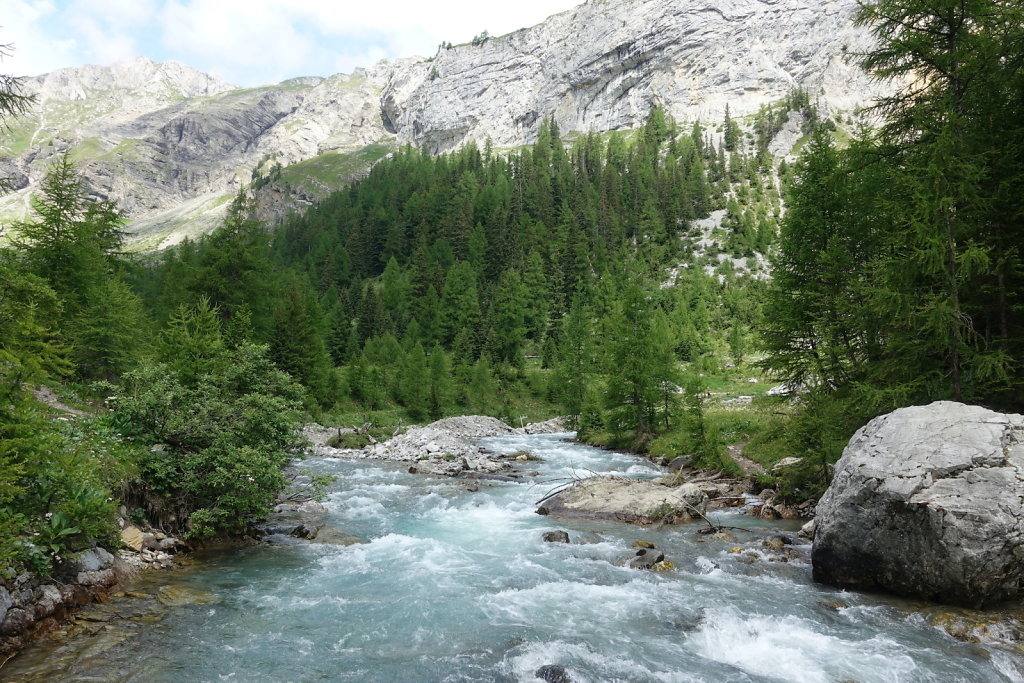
xmin=383 ymin=0 xmax=885 ymax=152
xmin=0 ymin=0 xmax=885 ymax=248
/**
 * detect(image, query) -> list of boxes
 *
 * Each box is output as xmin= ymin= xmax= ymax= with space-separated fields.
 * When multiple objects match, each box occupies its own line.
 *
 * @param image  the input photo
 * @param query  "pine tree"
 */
xmin=269 ymin=284 xmax=333 ymax=404
xmin=401 ymin=342 xmax=430 ymax=420
xmin=11 ymin=155 xmax=146 ymax=378
xmin=554 ymin=297 xmax=593 ymax=423
xmin=492 ymin=269 xmax=527 ymax=367
xmin=439 ymin=261 xmax=481 ymax=346
xmin=601 ymin=275 xmax=680 ymax=441
xmin=723 ymin=104 xmax=742 ymax=152
xmin=428 ymin=344 xmax=453 ymax=419
xmin=521 ymin=251 xmax=551 ymax=341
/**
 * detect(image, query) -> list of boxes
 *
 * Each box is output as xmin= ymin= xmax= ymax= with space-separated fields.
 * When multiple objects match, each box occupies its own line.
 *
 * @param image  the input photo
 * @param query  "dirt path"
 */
xmin=33 ymin=385 xmax=90 ymax=417
xmin=728 ymin=444 xmax=765 ymax=476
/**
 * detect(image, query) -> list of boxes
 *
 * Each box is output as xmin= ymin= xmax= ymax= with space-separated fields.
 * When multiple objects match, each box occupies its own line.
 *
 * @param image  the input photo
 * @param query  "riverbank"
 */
xmin=0 ymin=539 xmax=188 ymax=667
xmin=4 ymin=425 xmax=1023 ymax=681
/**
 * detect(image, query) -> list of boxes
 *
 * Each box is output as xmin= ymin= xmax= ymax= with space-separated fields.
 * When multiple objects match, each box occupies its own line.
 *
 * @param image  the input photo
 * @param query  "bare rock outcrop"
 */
xmin=540 ymin=476 xmax=708 ymax=524
xmin=1 ymin=0 xmax=891 ymax=248
xmin=812 ymin=401 xmax=1024 ymax=608
xmin=384 ymin=0 xmax=887 ymax=153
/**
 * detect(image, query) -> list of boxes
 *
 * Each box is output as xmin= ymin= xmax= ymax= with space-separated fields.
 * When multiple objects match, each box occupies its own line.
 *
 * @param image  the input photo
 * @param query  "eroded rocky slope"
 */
xmin=0 ymin=0 xmax=887 ymax=248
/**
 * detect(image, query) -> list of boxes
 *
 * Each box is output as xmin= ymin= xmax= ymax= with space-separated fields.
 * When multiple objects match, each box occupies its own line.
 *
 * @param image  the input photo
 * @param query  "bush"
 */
xmin=114 ymin=306 xmax=305 ymax=539
xmin=0 ymin=411 xmax=137 ymax=575
xmin=326 ymin=432 xmax=371 ymax=449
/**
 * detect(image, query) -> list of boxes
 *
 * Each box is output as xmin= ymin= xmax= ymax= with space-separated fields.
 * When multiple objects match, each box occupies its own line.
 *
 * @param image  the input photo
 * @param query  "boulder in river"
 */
xmin=539 ymin=476 xmax=708 ymax=524
xmin=156 ymin=585 xmax=220 ymax=607
xmin=812 ymin=401 xmax=1024 ymax=608
xmin=543 ymin=531 xmax=570 ymax=543
xmin=535 ymin=664 xmax=573 ymax=683
xmin=628 ymin=548 xmax=666 ymax=569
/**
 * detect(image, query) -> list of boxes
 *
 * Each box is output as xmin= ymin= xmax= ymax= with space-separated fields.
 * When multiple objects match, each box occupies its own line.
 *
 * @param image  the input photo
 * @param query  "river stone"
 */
xmin=72 ymin=549 xmax=104 ymax=573
xmin=77 ymin=568 xmax=117 ymax=587
xmin=69 ymin=547 xmax=116 ymax=581
xmin=156 ymin=585 xmax=221 ymax=607
xmin=542 ymin=531 xmax=570 ymax=543
xmin=33 ymin=585 xmax=63 ymax=619
xmin=290 ymin=523 xmax=322 ymax=540
xmin=812 ymin=401 xmax=1024 ymax=608
xmin=1 ymin=607 xmax=32 ymax=635
xmin=519 ymin=417 xmax=568 ymax=434
xmin=309 ymin=528 xmax=369 ymax=546
xmin=629 ymin=548 xmax=667 ymax=570
xmin=535 ymin=664 xmax=573 ymax=683
xmin=297 ymin=500 xmax=328 ymax=515
xmin=541 ymin=477 xmax=708 ymax=524
xmin=329 ymin=417 xmax=513 ymax=476
xmin=121 ymin=526 xmax=145 ymax=551
xmin=0 ymin=587 xmax=11 ymax=624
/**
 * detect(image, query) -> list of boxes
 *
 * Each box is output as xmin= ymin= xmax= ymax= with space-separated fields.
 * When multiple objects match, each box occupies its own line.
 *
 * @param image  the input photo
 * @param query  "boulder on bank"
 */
xmin=812 ymin=401 xmax=1024 ymax=608
xmin=540 ymin=476 xmax=708 ymax=524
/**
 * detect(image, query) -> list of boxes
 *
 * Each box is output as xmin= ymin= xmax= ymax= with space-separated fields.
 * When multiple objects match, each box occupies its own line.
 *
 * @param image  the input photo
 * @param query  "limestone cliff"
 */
xmin=0 ymin=0 xmax=886 ymax=248
xmin=383 ymin=0 xmax=885 ymax=152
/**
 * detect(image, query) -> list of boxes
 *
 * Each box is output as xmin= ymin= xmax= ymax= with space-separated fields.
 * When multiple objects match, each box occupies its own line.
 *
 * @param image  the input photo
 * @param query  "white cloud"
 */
xmin=0 ymin=0 xmax=78 ymax=76
xmin=64 ymin=0 xmax=159 ymax=64
xmin=1 ymin=0 xmax=584 ymax=85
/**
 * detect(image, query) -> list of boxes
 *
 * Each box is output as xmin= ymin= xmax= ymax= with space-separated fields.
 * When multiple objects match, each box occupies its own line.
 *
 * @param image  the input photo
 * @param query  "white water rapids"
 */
xmin=3 ymin=433 xmax=1022 ymax=682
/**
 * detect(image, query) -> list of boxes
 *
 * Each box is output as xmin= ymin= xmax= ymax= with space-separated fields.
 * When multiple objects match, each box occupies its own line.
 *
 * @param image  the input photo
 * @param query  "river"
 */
xmin=3 ymin=433 xmax=1022 ymax=682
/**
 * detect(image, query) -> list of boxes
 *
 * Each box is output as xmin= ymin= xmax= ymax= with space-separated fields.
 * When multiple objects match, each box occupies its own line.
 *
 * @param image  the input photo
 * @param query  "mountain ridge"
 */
xmin=0 ymin=0 xmax=887 ymax=249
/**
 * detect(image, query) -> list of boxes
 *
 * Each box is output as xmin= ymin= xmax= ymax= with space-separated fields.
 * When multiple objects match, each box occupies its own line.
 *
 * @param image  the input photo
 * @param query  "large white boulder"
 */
xmin=540 ymin=476 xmax=708 ymax=524
xmin=812 ymin=401 xmax=1024 ymax=607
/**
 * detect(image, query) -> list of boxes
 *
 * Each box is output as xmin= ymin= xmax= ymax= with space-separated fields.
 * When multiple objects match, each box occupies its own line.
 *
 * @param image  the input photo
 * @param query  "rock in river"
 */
xmin=812 ymin=401 xmax=1024 ymax=607
xmin=540 ymin=476 xmax=707 ymax=524
xmin=156 ymin=586 xmax=221 ymax=607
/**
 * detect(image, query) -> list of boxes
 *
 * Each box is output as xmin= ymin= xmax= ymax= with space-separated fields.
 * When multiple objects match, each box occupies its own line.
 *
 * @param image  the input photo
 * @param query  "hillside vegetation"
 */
xmin=0 ymin=0 xmax=1021 ymax=579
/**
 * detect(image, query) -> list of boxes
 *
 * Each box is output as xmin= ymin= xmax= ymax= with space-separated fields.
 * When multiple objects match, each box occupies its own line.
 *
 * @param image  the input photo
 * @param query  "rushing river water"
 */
xmin=4 ymin=433 xmax=1024 ymax=682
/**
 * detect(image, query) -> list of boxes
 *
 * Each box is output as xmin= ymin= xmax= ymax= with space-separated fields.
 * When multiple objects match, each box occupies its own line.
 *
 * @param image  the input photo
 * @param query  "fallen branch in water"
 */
xmin=662 ymin=490 xmax=753 ymax=534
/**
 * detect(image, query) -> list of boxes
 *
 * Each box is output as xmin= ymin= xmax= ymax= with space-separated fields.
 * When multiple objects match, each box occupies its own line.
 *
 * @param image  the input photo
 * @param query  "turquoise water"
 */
xmin=4 ymin=434 xmax=1023 ymax=682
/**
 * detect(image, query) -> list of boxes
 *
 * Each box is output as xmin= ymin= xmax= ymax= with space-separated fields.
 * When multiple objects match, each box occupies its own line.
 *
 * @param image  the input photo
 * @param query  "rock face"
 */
xmin=812 ymin=401 xmax=1024 ymax=608
xmin=0 ymin=58 xmax=397 ymax=249
xmin=383 ymin=0 xmax=885 ymax=153
xmin=541 ymin=476 xmax=708 ymax=524
xmin=0 ymin=547 xmax=120 ymax=659
xmin=0 ymin=0 xmax=888 ymax=247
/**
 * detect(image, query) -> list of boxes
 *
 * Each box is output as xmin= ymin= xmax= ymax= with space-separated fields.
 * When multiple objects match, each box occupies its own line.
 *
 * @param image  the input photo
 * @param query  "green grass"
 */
xmin=702 ymin=376 xmax=774 ymax=396
xmin=69 ymin=137 xmax=108 ymax=162
xmin=100 ymin=138 xmax=145 ymax=162
xmin=0 ymin=117 xmax=41 ymax=156
xmin=278 ymin=144 xmax=395 ymax=191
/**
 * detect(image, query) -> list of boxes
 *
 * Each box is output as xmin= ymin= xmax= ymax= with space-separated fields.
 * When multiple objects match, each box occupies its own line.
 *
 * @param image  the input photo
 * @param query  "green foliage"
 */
xmin=600 ymin=273 xmax=681 ymax=441
xmin=326 ymin=432 xmax=372 ymax=449
xmin=759 ymin=0 xmax=1024 ymax=493
xmin=0 ymin=409 xmax=138 ymax=574
xmin=723 ymin=104 xmax=742 ymax=152
xmin=114 ymin=301 xmax=304 ymax=539
xmin=131 ymin=110 xmax=749 ymax=432
xmin=10 ymin=155 xmax=148 ymax=379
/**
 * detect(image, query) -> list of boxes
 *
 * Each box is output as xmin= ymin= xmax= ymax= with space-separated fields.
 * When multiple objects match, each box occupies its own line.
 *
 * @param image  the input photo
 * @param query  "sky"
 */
xmin=0 ymin=0 xmax=583 ymax=86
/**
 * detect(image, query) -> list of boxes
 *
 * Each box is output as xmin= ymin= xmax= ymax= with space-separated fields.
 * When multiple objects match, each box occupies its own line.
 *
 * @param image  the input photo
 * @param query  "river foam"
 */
xmin=2 ymin=433 xmax=1020 ymax=682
